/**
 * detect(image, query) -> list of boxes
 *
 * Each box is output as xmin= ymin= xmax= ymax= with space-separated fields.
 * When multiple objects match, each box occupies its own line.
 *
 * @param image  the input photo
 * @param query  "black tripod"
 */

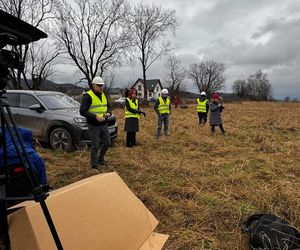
xmin=0 ymin=90 xmax=63 ymax=249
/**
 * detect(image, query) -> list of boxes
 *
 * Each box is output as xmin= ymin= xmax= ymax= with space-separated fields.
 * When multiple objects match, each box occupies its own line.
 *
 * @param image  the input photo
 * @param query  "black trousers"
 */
xmin=198 ymin=112 xmax=207 ymax=124
xmin=88 ymin=124 xmax=111 ymax=166
xmin=126 ymin=132 xmax=136 ymax=147
xmin=211 ymin=124 xmax=225 ymax=134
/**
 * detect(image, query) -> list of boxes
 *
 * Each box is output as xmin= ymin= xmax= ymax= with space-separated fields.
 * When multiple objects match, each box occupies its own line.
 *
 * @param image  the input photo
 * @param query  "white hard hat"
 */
xmin=200 ymin=91 xmax=206 ymax=96
xmin=92 ymin=76 xmax=105 ymax=85
xmin=161 ymin=88 xmax=169 ymax=95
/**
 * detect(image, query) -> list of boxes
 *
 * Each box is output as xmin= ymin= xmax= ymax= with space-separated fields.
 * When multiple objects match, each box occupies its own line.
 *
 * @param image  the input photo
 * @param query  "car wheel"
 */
xmin=50 ymin=127 xmax=73 ymax=151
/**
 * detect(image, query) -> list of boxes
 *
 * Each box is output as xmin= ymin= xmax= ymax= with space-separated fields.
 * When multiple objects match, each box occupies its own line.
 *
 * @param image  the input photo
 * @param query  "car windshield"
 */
xmin=38 ymin=94 xmax=80 ymax=110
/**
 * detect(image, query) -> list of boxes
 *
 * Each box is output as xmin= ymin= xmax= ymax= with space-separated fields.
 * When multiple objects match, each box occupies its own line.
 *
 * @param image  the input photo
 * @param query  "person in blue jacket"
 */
xmin=0 ymin=127 xmax=47 ymax=186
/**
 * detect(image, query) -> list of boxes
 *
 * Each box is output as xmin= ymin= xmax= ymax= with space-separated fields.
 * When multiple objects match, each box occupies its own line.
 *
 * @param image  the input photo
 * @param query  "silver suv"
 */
xmin=3 ymin=90 xmax=118 ymax=150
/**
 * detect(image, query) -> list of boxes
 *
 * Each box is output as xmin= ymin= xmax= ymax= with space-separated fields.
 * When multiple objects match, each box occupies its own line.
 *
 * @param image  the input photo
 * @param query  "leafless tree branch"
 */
xmin=188 ymin=59 xmax=226 ymax=97
xmin=0 ymin=0 xmax=59 ymax=89
xmin=54 ymin=0 xmax=132 ymax=88
xmin=164 ymin=54 xmax=186 ymax=100
xmin=127 ymin=3 xmax=178 ymax=99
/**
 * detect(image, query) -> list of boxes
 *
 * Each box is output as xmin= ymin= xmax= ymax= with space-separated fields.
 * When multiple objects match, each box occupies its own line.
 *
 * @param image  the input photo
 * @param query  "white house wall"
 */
xmin=135 ymin=81 xmax=145 ymax=99
xmin=133 ymin=80 xmax=162 ymax=101
xmin=153 ymin=84 xmax=161 ymax=99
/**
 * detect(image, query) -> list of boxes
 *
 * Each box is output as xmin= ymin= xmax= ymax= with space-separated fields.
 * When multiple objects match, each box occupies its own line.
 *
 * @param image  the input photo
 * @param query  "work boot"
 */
xmin=91 ymin=165 xmax=100 ymax=172
xmin=98 ymin=160 xmax=108 ymax=167
xmin=156 ymin=128 xmax=161 ymax=139
xmin=164 ymin=128 xmax=168 ymax=136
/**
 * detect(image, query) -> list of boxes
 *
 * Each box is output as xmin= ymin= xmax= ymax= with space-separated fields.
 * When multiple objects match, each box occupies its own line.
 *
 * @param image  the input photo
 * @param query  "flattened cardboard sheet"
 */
xmin=8 ymin=172 xmax=168 ymax=250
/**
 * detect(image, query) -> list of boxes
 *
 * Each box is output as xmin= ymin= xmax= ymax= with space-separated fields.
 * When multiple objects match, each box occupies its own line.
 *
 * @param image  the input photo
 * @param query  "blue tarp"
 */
xmin=0 ymin=127 xmax=47 ymax=185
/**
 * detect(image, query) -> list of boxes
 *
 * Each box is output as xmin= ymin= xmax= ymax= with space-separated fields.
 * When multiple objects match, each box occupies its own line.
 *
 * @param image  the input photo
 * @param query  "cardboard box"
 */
xmin=8 ymin=172 xmax=169 ymax=250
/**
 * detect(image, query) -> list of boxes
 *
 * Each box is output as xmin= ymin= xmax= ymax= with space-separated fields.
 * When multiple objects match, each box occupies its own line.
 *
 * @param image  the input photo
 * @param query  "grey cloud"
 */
xmin=51 ymin=0 xmax=300 ymax=99
xmin=239 ymin=17 xmax=300 ymax=66
xmin=252 ymin=17 xmax=285 ymax=39
xmin=196 ymin=16 xmax=300 ymax=67
xmin=176 ymin=53 xmax=200 ymax=66
xmin=251 ymin=17 xmax=299 ymax=39
xmin=268 ymin=65 xmax=300 ymax=99
xmin=51 ymin=63 xmax=81 ymax=83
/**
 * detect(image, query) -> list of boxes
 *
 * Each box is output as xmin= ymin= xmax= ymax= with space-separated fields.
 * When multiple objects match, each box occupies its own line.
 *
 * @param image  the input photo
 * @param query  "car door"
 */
xmin=2 ymin=92 xmax=19 ymax=124
xmin=17 ymin=93 xmax=46 ymax=139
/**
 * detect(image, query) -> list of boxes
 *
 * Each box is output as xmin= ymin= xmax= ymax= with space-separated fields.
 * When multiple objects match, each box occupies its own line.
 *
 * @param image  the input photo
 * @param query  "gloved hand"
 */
xmin=141 ymin=111 xmax=146 ymax=117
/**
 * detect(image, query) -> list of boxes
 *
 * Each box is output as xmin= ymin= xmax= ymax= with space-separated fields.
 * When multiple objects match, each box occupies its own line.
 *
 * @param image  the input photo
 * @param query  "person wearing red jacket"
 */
xmin=173 ymin=95 xmax=180 ymax=109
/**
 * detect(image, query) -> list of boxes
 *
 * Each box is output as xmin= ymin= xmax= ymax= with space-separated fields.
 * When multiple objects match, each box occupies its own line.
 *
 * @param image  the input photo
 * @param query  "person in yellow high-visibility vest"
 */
xmin=80 ymin=76 xmax=112 ymax=169
xmin=196 ymin=91 xmax=209 ymax=125
xmin=124 ymin=88 xmax=146 ymax=147
xmin=154 ymin=88 xmax=171 ymax=138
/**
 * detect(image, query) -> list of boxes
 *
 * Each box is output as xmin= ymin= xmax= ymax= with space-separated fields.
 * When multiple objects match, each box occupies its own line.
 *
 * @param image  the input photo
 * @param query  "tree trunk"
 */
xmin=17 ymin=70 xmax=22 ymax=89
xmin=142 ymin=65 xmax=147 ymax=101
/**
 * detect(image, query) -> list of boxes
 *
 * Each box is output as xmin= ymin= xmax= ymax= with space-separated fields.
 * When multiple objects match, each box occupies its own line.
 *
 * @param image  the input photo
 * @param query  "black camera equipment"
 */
xmin=0 ymin=10 xmax=63 ymax=249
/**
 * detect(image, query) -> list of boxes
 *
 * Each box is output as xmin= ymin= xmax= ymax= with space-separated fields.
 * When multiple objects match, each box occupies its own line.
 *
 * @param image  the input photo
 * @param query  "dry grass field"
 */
xmin=39 ymin=101 xmax=300 ymax=249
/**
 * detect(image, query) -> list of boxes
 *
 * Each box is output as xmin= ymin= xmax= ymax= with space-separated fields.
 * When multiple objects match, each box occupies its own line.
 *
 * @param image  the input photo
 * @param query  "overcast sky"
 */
xmin=53 ymin=0 xmax=300 ymax=99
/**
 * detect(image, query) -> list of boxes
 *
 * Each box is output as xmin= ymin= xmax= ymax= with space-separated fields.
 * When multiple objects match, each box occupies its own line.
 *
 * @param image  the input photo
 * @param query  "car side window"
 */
xmin=19 ymin=94 xmax=39 ymax=109
xmin=3 ymin=93 xmax=18 ymax=107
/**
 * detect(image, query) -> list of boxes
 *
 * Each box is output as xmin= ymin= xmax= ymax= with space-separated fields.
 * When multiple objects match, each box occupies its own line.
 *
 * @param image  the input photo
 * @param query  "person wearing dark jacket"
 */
xmin=196 ymin=91 xmax=209 ymax=125
xmin=124 ymin=88 xmax=146 ymax=147
xmin=154 ymin=88 xmax=171 ymax=138
xmin=80 ymin=76 xmax=112 ymax=169
xmin=209 ymin=93 xmax=225 ymax=134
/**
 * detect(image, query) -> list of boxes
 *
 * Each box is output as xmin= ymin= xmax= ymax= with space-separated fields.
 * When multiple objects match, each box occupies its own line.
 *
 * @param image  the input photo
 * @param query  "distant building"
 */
xmin=131 ymin=78 xmax=162 ymax=101
xmin=107 ymin=88 xmax=123 ymax=99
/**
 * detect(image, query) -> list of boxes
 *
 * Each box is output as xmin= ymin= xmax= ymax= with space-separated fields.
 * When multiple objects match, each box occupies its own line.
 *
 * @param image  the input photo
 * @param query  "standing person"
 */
xmin=154 ymin=89 xmax=171 ymax=139
xmin=124 ymin=88 xmax=146 ymax=147
xmin=209 ymin=93 xmax=225 ymax=134
xmin=173 ymin=95 xmax=180 ymax=109
xmin=197 ymin=91 xmax=209 ymax=125
xmin=80 ymin=76 xmax=112 ymax=169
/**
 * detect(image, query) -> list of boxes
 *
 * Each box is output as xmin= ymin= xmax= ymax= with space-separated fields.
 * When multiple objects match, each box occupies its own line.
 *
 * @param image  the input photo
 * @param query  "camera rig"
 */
xmin=0 ymin=9 xmax=63 ymax=249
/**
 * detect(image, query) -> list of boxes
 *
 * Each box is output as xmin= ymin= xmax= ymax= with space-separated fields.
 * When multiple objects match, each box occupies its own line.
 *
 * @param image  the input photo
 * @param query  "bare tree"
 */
xmin=246 ymin=70 xmax=272 ymax=100
xmin=24 ymin=40 xmax=60 ymax=89
xmin=128 ymin=3 xmax=178 ymax=99
xmin=54 ymin=0 xmax=132 ymax=88
xmin=232 ymin=79 xmax=248 ymax=98
xmin=188 ymin=59 xmax=226 ymax=97
xmin=164 ymin=55 xmax=185 ymax=100
xmin=102 ymin=71 xmax=117 ymax=98
xmin=0 ymin=0 xmax=58 ymax=89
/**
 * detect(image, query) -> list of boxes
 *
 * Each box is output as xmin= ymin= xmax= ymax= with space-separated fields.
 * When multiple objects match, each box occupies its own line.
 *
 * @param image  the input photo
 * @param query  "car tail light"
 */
xmin=13 ymin=167 xmax=25 ymax=173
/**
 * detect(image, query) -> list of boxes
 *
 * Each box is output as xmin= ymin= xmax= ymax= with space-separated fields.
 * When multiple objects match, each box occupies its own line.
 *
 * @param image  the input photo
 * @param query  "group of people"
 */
xmin=196 ymin=91 xmax=225 ymax=134
xmin=80 ymin=76 xmax=225 ymax=170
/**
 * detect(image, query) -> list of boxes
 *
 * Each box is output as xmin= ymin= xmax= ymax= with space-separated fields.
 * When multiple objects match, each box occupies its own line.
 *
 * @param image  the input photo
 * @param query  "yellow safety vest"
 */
xmin=86 ymin=90 xmax=108 ymax=116
xmin=158 ymin=96 xmax=170 ymax=114
xmin=125 ymin=98 xmax=140 ymax=119
xmin=197 ymin=98 xmax=208 ymax=113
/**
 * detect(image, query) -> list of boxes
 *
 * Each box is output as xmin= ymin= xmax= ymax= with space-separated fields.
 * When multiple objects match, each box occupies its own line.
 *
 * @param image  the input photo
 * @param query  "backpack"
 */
xmin=241 ymin=214 xmax=300 ymax=250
